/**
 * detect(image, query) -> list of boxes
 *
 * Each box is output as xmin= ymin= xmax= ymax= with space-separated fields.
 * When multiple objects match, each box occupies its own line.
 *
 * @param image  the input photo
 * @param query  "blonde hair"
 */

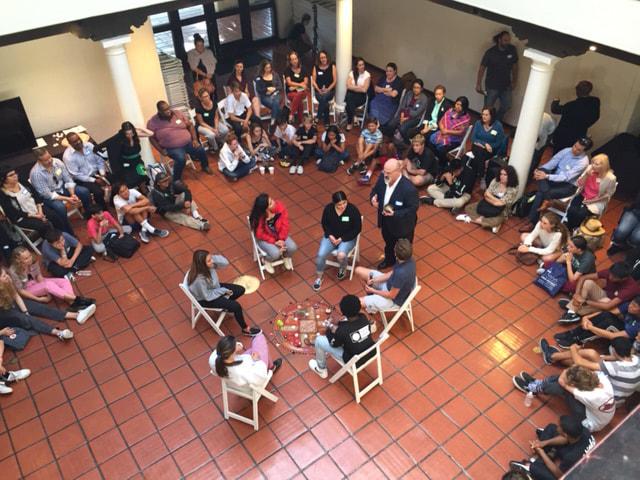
xmin=0 ymin=269 xmax=16 ymax=310
xmin=591 ymin=153 xmax=611 ymax=173
xmin=411 ymin=134 xmax=425 ymax=145
xmin=10 ymin=246 xmax=34 ymax=275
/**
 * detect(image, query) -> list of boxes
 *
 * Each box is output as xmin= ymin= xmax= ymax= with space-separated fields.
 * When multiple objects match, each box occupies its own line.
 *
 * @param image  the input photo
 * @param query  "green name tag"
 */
xmin=341 ymin=216 xmax=349 ymax=222
xmin=204 ymin=112 xmax=210 ymax=117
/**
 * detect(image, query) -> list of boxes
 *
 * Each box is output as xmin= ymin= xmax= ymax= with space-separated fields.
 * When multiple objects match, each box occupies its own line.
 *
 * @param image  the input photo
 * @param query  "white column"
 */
xmin=101 ymin=35 xmax=154 ymax=164
xmin=335 ymin=0 xmax=353 ymax=107
xmin=509 ymin=48 xmax=560 ymax=196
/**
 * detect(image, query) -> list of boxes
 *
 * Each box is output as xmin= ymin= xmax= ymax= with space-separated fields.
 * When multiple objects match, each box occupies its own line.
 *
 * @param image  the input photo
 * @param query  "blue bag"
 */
xmin=534 ymin=262 xmax=568 ymax=296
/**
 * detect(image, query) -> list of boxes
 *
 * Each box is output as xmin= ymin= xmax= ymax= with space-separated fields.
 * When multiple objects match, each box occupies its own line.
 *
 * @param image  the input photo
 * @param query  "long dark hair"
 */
xmin=324 ymin=125 xmax=341 ymax=145
xmin=455 ymin=96 xmax=470 ymax=115
xmin=215 ymin=336 xmax=241 ymax=378
xmin=258 ymin=59 xmax=272 ymax=77
xmin=249 ymin=193 xmax=270 ymax=231
xmin=332 ymin=191 xmax=347 ymax=204
xmin=353 ymin=57 xmax=365 ymax=85
xmin=187 ymin=249 xmax=211 ymax=285
xmin=119 ymin=121 xmax=140 ymax=146
xmin=496 ymin=165 xmax=519 ymax=188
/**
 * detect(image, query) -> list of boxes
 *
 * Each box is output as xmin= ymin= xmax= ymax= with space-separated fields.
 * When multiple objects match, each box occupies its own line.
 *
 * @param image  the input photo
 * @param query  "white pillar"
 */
xmin=335 ymin=0 xmax=353 ymax=107
xmin=101 ymin=35 xmax=154 ymax=164
xmin=509 ymin=48 xmax=560 ymax=196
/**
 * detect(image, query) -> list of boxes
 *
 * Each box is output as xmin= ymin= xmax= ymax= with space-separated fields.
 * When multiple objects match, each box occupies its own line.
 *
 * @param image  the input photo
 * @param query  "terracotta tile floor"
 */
xmin=0 ymin=130 xmax=633 ymax=479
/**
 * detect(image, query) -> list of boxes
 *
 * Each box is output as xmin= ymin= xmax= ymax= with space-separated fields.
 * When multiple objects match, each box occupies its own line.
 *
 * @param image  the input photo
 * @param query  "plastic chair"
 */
xmin=179 ymin=272 xmax=227 ymax=336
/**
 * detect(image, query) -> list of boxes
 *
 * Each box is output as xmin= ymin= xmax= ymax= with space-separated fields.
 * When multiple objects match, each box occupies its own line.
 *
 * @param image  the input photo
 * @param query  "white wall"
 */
xmin=0 ymin=20 xmax=166 ymax=142
xmin=352 ymin=0 xmax=640 ymax=146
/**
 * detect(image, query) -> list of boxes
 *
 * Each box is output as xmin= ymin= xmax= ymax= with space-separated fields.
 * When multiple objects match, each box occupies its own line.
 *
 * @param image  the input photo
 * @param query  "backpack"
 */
xmin=317 ymin=150 xmax=341 ymax=173
xmin=512 ymin=192 xmax=536 ymax=218
xmin=104 ymin=232 xmax=140 ymax=258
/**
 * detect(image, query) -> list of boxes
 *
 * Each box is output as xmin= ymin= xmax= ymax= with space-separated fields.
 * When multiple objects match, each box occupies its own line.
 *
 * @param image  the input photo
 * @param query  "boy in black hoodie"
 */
xmin=309 ymin=294 xmax=375 ymax=378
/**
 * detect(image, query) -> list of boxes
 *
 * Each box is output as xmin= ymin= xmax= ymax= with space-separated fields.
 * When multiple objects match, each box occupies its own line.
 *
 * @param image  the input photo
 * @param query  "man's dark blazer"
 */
xmin=369 ymin=175 xmax=419 ymax=238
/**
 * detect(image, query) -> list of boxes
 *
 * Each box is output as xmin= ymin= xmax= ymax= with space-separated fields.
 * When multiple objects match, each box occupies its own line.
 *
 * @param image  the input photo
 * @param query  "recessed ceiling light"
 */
xmin=589 ymin=45 xmax=597 ymax=51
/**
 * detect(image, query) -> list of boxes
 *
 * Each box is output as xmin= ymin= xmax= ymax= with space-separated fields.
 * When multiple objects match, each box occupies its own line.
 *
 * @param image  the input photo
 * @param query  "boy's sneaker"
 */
xmin=539 ymin=338 xmax=558 ymax=365
xmin=346 ymin=163 xmax=359 ymax=175
xmin=337 ymin=267 xmax=346 ymax=280
xmin=0 ymin=383 xmax=13 ymax=395
xmin=558 ymin=298 xmax=571 ymax=309
xmin=357 ymin=174 xmax=371 ymax=185
xmin=6 ymin=369 xmax=31 ymax=382
xmin=312 ymin=277 xmax=322 ymax=292
xmin=76 ymin=304 xmax=96 ymax=325
xmin=139 ymin=230 xmax=150 ymax=243
xmin=289 ymin=165 xmax=296 ymax=174
xmin=559 ymin=311 xmax=581 ymax=324
xmin=519 ymin=371 xmax=536 ymax=384
xmin=513 ymin=375 xmax=531 ymax=393
xmin=57 ymin=329 xmax=74 ymax=341
xmin=297 ymin=165 xmax=303 ymax=175
xmin=555 ymin=333 xmax=578 ymax=349
xmin=152 ymin=228 xmax=169 ymax=238
xmin=308 ymin=359 xmax=328 ymax=379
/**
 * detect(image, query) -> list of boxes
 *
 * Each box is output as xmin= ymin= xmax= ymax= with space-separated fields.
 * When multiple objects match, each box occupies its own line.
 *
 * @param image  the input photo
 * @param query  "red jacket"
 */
xmin=255 ymin=200 xmax=290 ymax=243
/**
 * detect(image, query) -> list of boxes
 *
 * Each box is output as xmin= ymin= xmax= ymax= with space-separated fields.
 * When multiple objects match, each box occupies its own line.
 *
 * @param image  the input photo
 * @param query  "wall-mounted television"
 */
xmin=0 ymin=97 xmax=36 ymax=159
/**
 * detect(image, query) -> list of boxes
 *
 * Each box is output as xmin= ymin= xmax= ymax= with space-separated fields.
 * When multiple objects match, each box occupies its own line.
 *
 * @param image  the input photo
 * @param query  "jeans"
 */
xmin=562 ymin=311 xmax=625 ymax=346
xmin=259 ymin=93 xmax=282 ymax=120
xmin=528 ymin=178 xmax=577 ymax=224
xmin=315 ymin=90 xmax=334 ymax=123
xmin=293 ymin=144 xmax=315 ymax=167
xmin=165 ymin=143 xmax=209 ymax=181
xmin=612 ymin=209 xmax=640 ymax=247
xmin=485 ymin=88 xmax=512 ymax=121
xmin=314 ymin=334 xmax=344 ymax=369
xmin=198 ymin=123 xmax=230 ymax=150
xmin=314 ymin=148 xmax=349 ymax=162
xmin=44 ymin=187 xmax=90 ymax=225
xmin=199 ymin=283 xmax=247 ymax=329
xmin=257 ymin=237 xmax=297 ymax=261
xmin=222 ymin=157 xmax=257 ymax=180
xmin=315 ymin=237 xmax=356 ymax=273
xmin=0 ymin=299 xmax=66 ymax=335
xmin=75 ymin=180 xmax=107 ymax=210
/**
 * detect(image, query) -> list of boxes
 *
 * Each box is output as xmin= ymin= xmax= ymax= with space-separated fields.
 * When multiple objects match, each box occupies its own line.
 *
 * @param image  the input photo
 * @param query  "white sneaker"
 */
xmin=139 ymin=230 xmax=150 ymax=243
xmin=6 ymin=369 xmax=31 ymax=382
xmin=297 ymin=165 xmax=303 ymax=175
xmin=57 ymin=329 xmax=74 ymax=341
xmin=316 ymin=158 xmax=321 ymax=165
xmin=536 ymin=267 xmax=545 ymax=275
xmin=289 ymin=165 xmax=296 ymax=175
xmin=76 ymin=304 xmax=96 ymax=324
xmin=283 ymin=257 xmax=293 ymax=270
xmin=455 ymin=214 xmax=471 ymax=223
xmin=0 ymin=383 xmax=12 ymax=395
xmin=263 ymin=261 xmax=275 ymax=274
xmin=308 ymin=359 xmax=328 ymax=379
xmin=492 ymin=225 xmax=501 ymax=234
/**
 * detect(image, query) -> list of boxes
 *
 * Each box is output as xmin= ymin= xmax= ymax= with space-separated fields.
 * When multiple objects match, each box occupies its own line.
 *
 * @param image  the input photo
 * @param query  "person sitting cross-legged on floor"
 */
xmin=218 ymin=132 xmax=256 ymax=181
xmin=308 ymin=294 xmax=375 ymax=379
xmin=347 ymin=117 xmax=382 ymax=179
xmin=517 ymin=212 xmax=568 ymax=264
xmin=422 ymin=157 xmax=474 ymax=213
xmin=0 ymin=338 xmax=31 ymax=395
xmin=187 ymin=250 xmax=261 ymax=337
xmin=553 ymin=295 xmax=640 ymax=349
xmin=402 ymin=134 xmax=438 ymax=189
xmin=355 ymin=238 xmax=416 ymax=314
xmin=539 ymin=235 xmax=595 ymax=294
xmin=42 ymin=229 xmax=94 ymax=279
xmin=249 ymin=193 xmax=297 ymax=274
xmin=558 ymin=262 xmax=640 ymax=324
xmin=538 ymin=338 xmax=640 ymax=407
xmin=150 ymin=172 xmax=210 ymax=231
xmin=513 ymin=365 xmax=615 ymax=432
xmin=312 ymin=191 xmax=362 ymax=291
xmin=290 ymin=115 xmax=317 ymax=175
xmin=509 ymin=415 xmax=595 ymax=480
xmin=86 ymin=205 xmax=130 ymax=260
xmin=113 ymin=182 xmax=169 ymax=244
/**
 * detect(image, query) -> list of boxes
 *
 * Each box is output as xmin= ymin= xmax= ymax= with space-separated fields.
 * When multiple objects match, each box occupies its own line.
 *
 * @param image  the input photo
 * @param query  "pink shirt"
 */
xmin=147 ymin=110 xmax=192 ymax=149
xmin=583 ymin=172 xmax=600 ymax=200
xmin=87 ymin=211 xmax=119 ymax=240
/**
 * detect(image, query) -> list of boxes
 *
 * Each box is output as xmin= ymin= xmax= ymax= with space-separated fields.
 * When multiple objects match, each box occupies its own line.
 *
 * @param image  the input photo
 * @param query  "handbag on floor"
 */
xmin=516 ymin=251 xmax=539 ymax=266
xmin=511 ymin=192 xmax=536 ymax=218
xmin=317 ymin=150 xmax=341 ymax=173
xmin=534 ymin=262 xmax=568 ymax=296
xmin=104 ymin=232 xmax=140 ymax=259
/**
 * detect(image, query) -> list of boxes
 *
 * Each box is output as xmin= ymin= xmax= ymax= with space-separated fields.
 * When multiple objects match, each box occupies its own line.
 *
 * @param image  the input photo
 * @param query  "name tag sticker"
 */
xmin=341 ymin=216 xmax=350 ymax=222
xmin=55 ymin=168 xmax=62 ymax=176
xmin=491 ymin=129 xmax=497 ymax=136
xmin=395 ymin=201 xmax=403 ymax=206
xmin=204 ymin=112 xmax=210 ymax=117
xmin=507 ymin=54 xmax=513 ymax=59
xmin=318 ymin=71 xmax=323 ymax=75
xmin=123 ymin=163 xmax=130 ymax=168
xmin=175 ymin=119 xmax=182 ymax=124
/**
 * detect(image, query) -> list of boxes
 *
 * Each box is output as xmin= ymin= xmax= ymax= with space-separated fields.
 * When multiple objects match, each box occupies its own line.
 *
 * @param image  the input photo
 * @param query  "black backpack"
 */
xmin=317 ymin=150 xmax=341 ymax=173
xmin=104 ymin=232 xmax=140 ymax=258
xmin=511 ymin=192 xmax=537 ymax=218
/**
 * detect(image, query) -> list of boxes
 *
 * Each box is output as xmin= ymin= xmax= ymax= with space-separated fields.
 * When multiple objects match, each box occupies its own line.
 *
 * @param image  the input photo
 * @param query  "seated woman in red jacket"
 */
xmin=249 ymin=193 xmax=298 ymax=274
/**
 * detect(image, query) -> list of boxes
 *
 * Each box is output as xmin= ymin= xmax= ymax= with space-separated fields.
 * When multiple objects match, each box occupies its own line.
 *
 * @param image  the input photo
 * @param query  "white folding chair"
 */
xmin=179 ymin=273 xmax=227 ymax=336
xmin=247 ymin=216 xmax=288 ymax=280
xmin=324 ymin=217 xmax=362 ymax=280
xmin=252 ymin=79 xmax=273 ymax=122
xmin=447 ymin=124 xmax=474 ymax=160
xmin=15 ymin=225 xmax=43 ymax=255
xmin=353 ymin=94 xmax=369 ymax=128
xmin=310 ymin=80 xmax=336 ymax=123
xmin=378 ymin=280 xmax=422 ymax=335
xmin=329 ymin=331 xmax=389 ymax=403
xmin=550 ymin=181 xmax=618 ymax=224
xmin=214 ymin=369 xmax=278 ymax=431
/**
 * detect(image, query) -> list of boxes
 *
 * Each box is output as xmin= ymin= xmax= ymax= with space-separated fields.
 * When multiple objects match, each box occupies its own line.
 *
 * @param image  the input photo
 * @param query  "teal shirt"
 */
xmin=429 ymin=99 xmax=444 ymax=128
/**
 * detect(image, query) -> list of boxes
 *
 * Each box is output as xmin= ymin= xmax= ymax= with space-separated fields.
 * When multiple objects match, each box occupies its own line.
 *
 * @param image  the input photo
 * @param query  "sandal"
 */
xmin=271 ymin=358 xmax=283 ymax=374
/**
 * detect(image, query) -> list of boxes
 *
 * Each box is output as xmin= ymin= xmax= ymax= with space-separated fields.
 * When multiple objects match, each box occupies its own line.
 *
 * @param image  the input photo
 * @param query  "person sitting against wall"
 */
xmin=218 ymin=132 xmax=256 ymax=181
xmin=608 ymin=192 xmax=640 ymax=256
xmin=551 ymin=80 xmax=600 ymax=154
xmin=385 ymin=79 xmax=428 ymax=144
xmin=9 ymin=245 xmax=95 ymax=311
xmin=0 ymin=168 xmax=72 ymax=235
xmin=517 ymin=211 xmax=568 ymax=264
xmin=147 ymin=101 xmax=212 ymax=180
xmin=368 ymin=62 xmax=403 ymax=129
xmin=311 ymin=50 xmax=337 ymax=125
xmin=467 ymin=107 xmax=506 ymax=183
xmin=520 ymin=137 xmax=592 ymax=233
xmin=344 ymin=57 xmax=371 ymax=131
xmin=254 ymin=59 xmax=283 ymax=122
xmin=63 ymin=132 xmax=111 ymax=211
xmin=226 ymin=59 xmax=251 ymax=96
xmin=249 ymin=193 xmax=297 ymax=274
xmin=422 ymin=157 xmax=475 ymax=212
xmin=565 ymin=153 xmax=616 ymax=230
xmin=113 ymin=183 xmax=168 ymax=244
xmin=456 ymin=165 xmax=519 ymax=233
xmin=29 ymin=148 xmax=89 ymax=228
xmin=42 ymin=229 xmax=94 ymax=279
xmin=402 ymin=134 xmax=438 ymax=189
xmin=187 ymin=33 xmax=217 ymax=82
xmin=312 ymin=191 xmax=362 ymax=291
xmin=408 ymin=84 xmax=452 ymax=139
xmin=104 ymin=122 xmax=151 ymax=192
xmin=284 ymin=51 xmax=310 ymax=125
xmin=427 ymin=96 xmax=471 ymax=165
xmin=195 ymin=88 xmax=230 ymax=152
xmin=150 ymin=172 xmax=210 ymax=231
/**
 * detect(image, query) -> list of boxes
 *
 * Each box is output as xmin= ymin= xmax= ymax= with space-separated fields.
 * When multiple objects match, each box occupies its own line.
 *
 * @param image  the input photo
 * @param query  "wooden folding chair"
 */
xmin=179 ymin=272 xmax=227 ymax=336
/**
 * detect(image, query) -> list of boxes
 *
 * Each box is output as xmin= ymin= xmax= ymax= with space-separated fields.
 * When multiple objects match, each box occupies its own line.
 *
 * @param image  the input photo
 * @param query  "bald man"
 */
xmin=62 ymin=132 xmax=109 ymax=211
xmin=369 ymin=159 xmax=419 ymax=269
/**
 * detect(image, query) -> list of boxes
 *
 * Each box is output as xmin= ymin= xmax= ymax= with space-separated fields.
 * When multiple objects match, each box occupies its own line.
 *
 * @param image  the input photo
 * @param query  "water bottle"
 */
xmin=524 ymin=391 xmax=534 ymax=408
xmin=76 ymin=270 xmax=92 ymax=277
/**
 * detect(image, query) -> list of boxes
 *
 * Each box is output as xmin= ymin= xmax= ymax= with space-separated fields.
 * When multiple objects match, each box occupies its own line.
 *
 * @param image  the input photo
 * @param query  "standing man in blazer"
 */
xmin=370 ymin=159 xmax=419 ymax=269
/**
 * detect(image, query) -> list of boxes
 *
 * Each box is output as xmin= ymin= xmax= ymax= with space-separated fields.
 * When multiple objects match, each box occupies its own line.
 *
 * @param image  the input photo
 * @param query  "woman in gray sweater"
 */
xmin=187 ymin=250 xmax=261 ymax=336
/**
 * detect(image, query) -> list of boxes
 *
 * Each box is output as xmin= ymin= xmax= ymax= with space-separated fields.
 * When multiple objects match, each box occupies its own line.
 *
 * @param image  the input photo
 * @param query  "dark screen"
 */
xmin=0 ymin=97 xmax=36 ymax=159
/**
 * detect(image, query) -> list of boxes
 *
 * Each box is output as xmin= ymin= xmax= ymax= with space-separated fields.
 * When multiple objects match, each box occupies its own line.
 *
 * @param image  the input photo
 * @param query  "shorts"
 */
xmin=363 ymin=271 xmax=396 ymax=312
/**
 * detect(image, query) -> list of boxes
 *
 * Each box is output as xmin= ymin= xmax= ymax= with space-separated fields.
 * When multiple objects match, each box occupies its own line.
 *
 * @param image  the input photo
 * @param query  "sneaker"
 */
xmin=152 ymin=228 xmax=170 ymax=238
xmin=65 ymin=272 xmax=75 ymax=282
xmin=358 ymin=163 xmax=368 ymax=175
xmin=558 ymin=311 xmax=581 ymax=324
xmin=420 ymin=196 xmax=435 ymax=206
xmin=536 ymin=267 xmax=545 ymax=275
xmin=346 ymin=163 xmax=359 ymax=175
xmin=90 ymin=256 xmax=97 ymax=262
xmin=271 ymin=358 xmax=283 ymax=374
xmin=312 ymin=277 xmax=322 ymax=292
xmin=358 ymin=174 xmax=371 ymax=185
xmin=139 ymin=230 xmax=150 ymax=243
xmin=297 ymin=165 xmax=303 ymax=175
xmin=242 ymin=327 xmax=262 ymax=337
xmin=263 ymin=261 xmax=275 ymax=274
xmin=308 ymin=359 xmax=328 ymax=379
xmin=0 ymin=383 xmax=13 ymax=395
xmin=450 ymin=207 xmax=462 ymax=215
xmin=509 ymin=461 xmax=531 ymax=474
xmin=539 ymin=338 xmax=558 ymax=365
xmin=555 ymin=334 xmax=577 ymax=349
xmin=455 ymin=214 xmax=471 ymax=223
xmin=6 ymin=369 xmax=31 ymax=382
xmin=519 ymin=371 xmax=536 ymax=384
xmin=57 ymin=329 xmax=74 ymax=341
xmin=558 ymin=298 xmax=571 ymax=310
xmin=316 ymin=158 xmax=321 ymax=165
xmin=337 ymin=267 xmax=346 ymax=280
xmin=201 ymin=221 xmax=211 ymax=231
xmin=289 ymin=165 xmax=296 ymax=174
xmin=76 ymin=304 xmax=96 ymax=325
xmin=283 ymin=257 xmax=293 ymax=271
xmin=491 ymin=225 xmax=501 ymax=234
xmin=512 ymin=375 xmax=531 ymax=393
